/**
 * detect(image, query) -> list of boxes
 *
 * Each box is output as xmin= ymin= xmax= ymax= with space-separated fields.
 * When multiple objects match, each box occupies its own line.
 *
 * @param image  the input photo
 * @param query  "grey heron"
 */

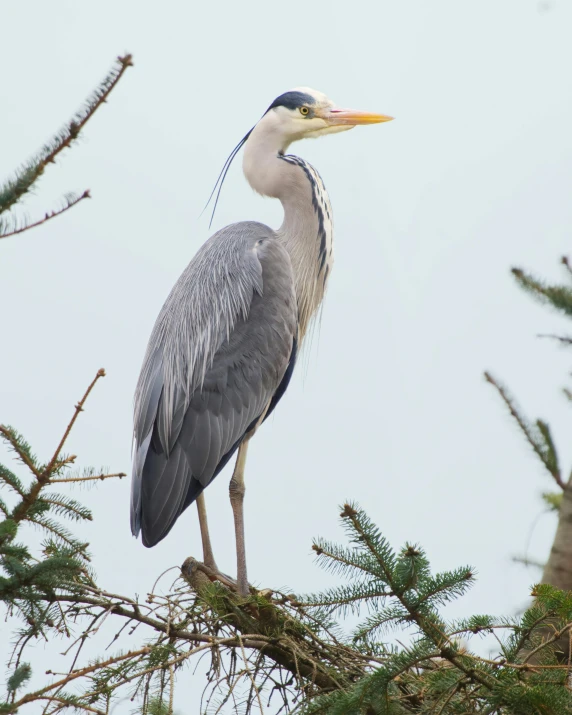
xmin=131 ymin=88 xmax=392 ymax=596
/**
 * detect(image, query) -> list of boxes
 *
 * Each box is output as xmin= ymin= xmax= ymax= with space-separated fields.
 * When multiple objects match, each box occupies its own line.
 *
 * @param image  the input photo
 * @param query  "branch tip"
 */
xmin=340 ymin=504 xmax=358 ymax=519
xmin=119 ymin=53 xmax=134 ymax=67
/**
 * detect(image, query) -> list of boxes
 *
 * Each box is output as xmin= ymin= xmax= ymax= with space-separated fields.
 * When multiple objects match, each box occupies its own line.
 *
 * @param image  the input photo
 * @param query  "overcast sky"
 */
xmin=2 ymin=0 xmax=572 ymax=712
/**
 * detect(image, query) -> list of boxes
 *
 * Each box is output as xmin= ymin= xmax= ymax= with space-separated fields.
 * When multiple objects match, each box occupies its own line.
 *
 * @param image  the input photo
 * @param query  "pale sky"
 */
xmin=2 ymin=0 xmax=572 ymax=712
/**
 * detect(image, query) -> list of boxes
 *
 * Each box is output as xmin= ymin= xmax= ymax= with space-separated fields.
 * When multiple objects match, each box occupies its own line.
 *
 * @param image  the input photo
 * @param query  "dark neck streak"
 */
xmin=279 ymin=154 xmax=329 ymax=276
xmin=274 ymin=152 xmax=334 ymax=340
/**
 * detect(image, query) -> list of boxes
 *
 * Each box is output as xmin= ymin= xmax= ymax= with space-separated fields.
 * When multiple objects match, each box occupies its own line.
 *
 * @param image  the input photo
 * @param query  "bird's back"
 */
xmin=131 ymin=221 xmax=297 ymax=547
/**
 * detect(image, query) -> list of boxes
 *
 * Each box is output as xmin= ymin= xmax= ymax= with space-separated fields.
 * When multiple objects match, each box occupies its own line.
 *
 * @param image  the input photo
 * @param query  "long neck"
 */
xmin=243 ymin=129 xmax=334 ymax=340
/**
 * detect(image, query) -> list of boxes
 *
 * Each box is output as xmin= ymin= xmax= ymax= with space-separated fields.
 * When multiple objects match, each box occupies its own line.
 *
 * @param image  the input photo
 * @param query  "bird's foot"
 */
xmin=181 ymin=557 xmax=253 ymax=596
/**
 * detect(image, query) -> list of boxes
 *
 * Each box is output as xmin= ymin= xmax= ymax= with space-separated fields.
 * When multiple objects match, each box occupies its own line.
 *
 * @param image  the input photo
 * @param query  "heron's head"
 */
xmin=205 ymin=88 xmax=392 ymax=224
xmin=260 ymin=87 xmax=393 ymax=147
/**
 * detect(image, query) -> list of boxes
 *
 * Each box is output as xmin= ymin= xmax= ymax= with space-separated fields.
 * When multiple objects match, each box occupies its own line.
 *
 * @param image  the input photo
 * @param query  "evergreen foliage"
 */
xmin=1 ymin=374 xmax=572 ymax=713
xmin=3 ymin=53 xmax=572 ymax=714
xmin=486 ymin=255 xmax=572 ymax=666
xmin=512 ymin=257 xmax=572 ymax=319
xmin=0 ymin=54 xmax=132 ymax=240
xmin=486 ymin=256 xmax=572 ymax=536
xmin=484 ymin=256 xmax=572 ymax=500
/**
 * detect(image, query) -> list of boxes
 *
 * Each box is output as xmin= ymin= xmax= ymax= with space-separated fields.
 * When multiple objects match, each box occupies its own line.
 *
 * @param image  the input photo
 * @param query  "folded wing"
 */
xmin=131 ymin=221 xmax=297 ymax=547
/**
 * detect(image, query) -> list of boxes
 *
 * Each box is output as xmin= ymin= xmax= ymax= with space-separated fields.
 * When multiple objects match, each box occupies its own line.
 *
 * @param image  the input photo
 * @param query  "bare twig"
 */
xmin=49 ymin=471 xmax=126 ymax=484
xmin=11 ymin=648 xmax=151 ymax=710
xmin=0 ymin=191 xmax=91 ymax=240
xmin=45 ymin=369 xmax=106 ymax=476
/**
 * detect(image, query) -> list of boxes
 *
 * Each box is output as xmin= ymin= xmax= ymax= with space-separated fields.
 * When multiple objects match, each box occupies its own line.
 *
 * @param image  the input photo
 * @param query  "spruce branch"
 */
xmin=0 ymin=465 xmax=25 ymax=497
xmin=484 ymin=371 xmax=564 ymax=489
xmin=0 ymin=54 xmax=132 ymax=244
xmin=512 ymin=266 xmax=572 ymax=318
xmin=0 ymin=55 xmax=132 ymax=217
xmin=0 ymin=427 xmax=40 ymax=479
xmin=3 ymin=491 xmax=572 ymax=713
xmin=49 ymin=471 xmax=126 ymax=484
xmin=8 ymin=648 xmax=152 ymax=711
xmin=0 ymin=369 xmax=106 ymax=535
xmin=45 ymin=368 xmax=106 ymax=477
xmin=0 ymin=191 xmax=91 ymax=240
xmin=489 ymin=255 xmax=572 ymax=668
xmin=3 ymin=387 xmax=572 ymax=712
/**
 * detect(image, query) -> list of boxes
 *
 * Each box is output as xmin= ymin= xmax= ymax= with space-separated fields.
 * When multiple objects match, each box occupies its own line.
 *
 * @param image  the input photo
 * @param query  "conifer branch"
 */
xmin=0 ymin=464 xmax=26 ymax=496
xmin=0 ymin=426 xmax=41 ymax=479
xmin=512 ymin=266 xmax=572 ymax=318
xmin=338 ymin=505 xmax=493 ymax=686
xmin=1 ymin=370 xmax=106 ymax=539
xmin=10 ymin=648 xmax=151 ymax=710
xmin=45 ymin=368 xmax=106 ymax=476
xmin=0 ymin=191 xmax=91 ymax=241
xmin=484 ymin=371 xmax=565 ymax=489
xmin=3 ymin=378 xmax=572 ymax=712
xmin=0 ymin=55 xmax=132 ymax=218
xmin=49 ymin=471 xmax=127 ymax=484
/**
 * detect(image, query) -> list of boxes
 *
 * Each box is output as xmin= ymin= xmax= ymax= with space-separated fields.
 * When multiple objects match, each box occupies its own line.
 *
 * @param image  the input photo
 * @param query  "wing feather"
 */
xmin=131 ymin=222 xmax=298 ymax=547
xmin=140 ymin=444 xmax=191 ymax=546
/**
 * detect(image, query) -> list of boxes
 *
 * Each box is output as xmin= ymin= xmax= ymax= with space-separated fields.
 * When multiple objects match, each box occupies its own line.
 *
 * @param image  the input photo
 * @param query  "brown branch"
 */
xmin=42 ymin=561 xmax=355 ymax=697
xmin=49 ymin=471 xmax=126 ymax=484
xmin=180 ymin=558 xmax=363 ymax=693
xmin=39 ymin=55 xmax=133 ymax=170
xmin=47 ymin=593 xmax=270 ymax=649
xmin=0 ymin=54 xmax=133 ymax=216
xmin=29 ymin=559 xmax=572 ymax=710
xmin=0 ymin=191 xmax=91 ymax=240
xmin=9 ymin=370 xmax=106 ymax=525
xmin=11 ymin=648 xmax=151 ymax=710
xmin=45 ymin=369 xmax=106 ymax=476
xmin=75 ymin=637 xmax=276 ymax=707
xmin=35 ymin=696 xmax=105 ymax=715
xmin=521 ymin=619 xmax=572 ymax=667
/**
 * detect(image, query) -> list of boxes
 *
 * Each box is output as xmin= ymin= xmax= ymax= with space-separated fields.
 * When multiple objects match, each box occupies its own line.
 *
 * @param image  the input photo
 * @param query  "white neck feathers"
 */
xmin=242 ymin=120 xmax=334 ymax=339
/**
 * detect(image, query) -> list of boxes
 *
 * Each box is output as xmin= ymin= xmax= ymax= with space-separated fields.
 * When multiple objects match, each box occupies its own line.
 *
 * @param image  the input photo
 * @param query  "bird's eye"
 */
xmin=299 ymin=106 xmax=309 ymax=116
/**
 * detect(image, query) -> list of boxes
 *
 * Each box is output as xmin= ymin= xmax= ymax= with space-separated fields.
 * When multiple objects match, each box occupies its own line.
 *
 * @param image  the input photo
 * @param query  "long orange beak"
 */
xmin=324 ymin=108 xmax=394 ymax=126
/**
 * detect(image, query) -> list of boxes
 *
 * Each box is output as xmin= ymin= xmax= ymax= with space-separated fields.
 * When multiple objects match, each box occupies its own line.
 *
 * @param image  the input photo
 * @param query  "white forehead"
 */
xmin=289 ymin=87 xmax=333 ymax=106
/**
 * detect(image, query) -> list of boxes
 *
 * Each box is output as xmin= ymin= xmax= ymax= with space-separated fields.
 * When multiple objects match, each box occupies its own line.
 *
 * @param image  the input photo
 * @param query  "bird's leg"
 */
xmin=196 ymin=492 xmax=218 ymax=571
xmin=229 ymin=440 xmax=250 ymax=597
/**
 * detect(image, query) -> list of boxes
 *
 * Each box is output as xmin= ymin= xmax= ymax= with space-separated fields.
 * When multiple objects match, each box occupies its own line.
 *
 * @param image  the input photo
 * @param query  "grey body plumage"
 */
xmin=130 ymin=86 xmax=391 ymax=594
xmin=132 ymin=222 xmax=297 ymax=547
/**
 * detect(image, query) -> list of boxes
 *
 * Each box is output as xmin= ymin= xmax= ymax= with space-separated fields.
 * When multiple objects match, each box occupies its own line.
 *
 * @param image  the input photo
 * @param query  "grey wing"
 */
xmin=130 ymin=222 xmax=297 ymax=547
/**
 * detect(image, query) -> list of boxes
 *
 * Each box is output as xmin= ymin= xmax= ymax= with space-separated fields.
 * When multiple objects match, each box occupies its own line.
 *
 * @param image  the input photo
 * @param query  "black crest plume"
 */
xmin=203 ymin=129 xmax=252 ymax=228
xmin=203 ymin=91 xmax=315 ymax=227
